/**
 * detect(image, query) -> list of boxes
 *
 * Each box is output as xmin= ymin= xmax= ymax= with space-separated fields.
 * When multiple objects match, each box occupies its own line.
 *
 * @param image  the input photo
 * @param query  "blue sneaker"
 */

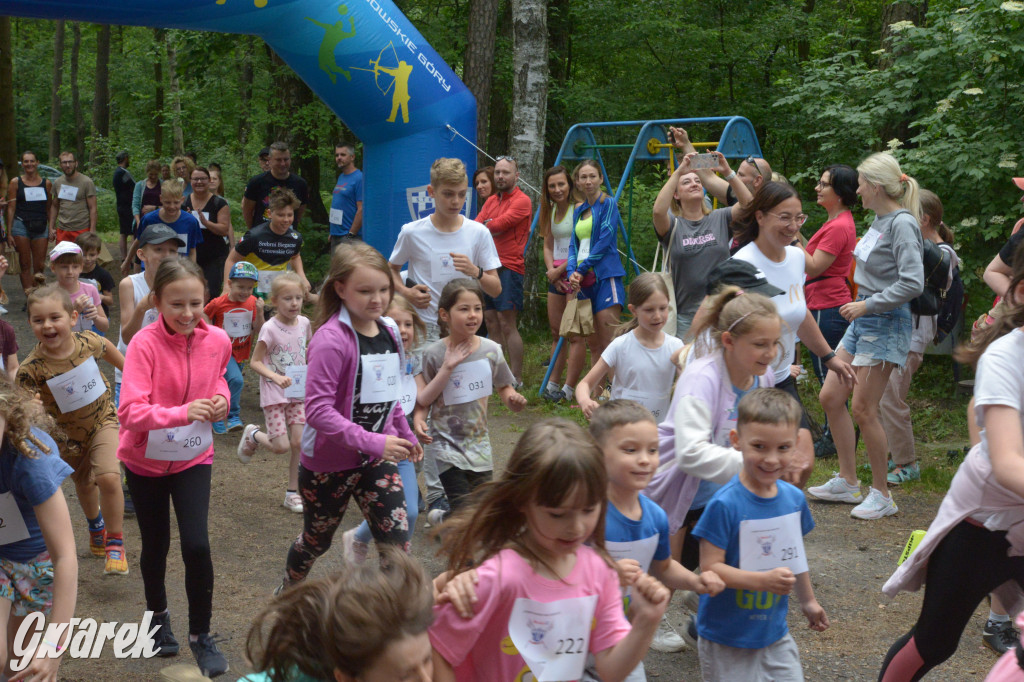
xmin=212 ymin=421 xmax=227 ymax=435
xmin=226 ymin=417 xmax=244 ymax=433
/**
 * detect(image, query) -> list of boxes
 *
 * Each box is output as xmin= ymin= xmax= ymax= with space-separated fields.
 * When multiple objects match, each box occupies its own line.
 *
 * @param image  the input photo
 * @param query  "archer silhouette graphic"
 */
xmin=306 ymin=5 xmax=356 ymax=84
xmin=351 ymin=43 xmax=413 ymax=124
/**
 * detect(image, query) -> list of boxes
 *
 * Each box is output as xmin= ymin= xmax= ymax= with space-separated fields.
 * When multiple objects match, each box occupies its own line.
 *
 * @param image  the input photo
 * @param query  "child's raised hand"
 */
xmin=616 ymin=558 xmax=642 ymax=587
xmin=437 ymin=569 xmax=481 ymax=619
xmin=442 ymin=341 xmax=473 ymax=370
xmin=802 ymin=599 xmax=830 ymax=631
xmin=187 ymin=398 xmax=216 ymax=422
xmin=760 ymin=567 xmax=796 ymax=596
xmin=629 ymin=572 xmax=670 ymax=624
xmin=209 ymin=395 xmax=229 ymax=422
xmin=505 ymin=391 xmax=527 ymax=413
xmin=72 ymin=293 xmax=91 ymax=313
xmin=382 ymin=435 xmax=413 ymax=462
xmin=255 ymin=297 xmax=265 ymax=313
xmin=697 ymin=569 xmax=726 ymax=597
xmin=273 ymin=373 xmax=293 ymax=389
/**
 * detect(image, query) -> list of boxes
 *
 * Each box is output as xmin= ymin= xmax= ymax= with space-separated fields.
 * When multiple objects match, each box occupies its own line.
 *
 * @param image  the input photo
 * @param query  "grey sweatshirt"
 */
xmin=853 ymin=209 xmax=924 ymax=314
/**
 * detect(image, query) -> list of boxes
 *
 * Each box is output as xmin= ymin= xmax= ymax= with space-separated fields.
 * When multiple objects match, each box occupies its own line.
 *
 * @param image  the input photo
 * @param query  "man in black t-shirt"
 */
xmin=241 ymin=141 xmax=309 ymax=229
xmin=982 ymin=177 xmax=1024 ymax=299
xmin=113 ymin=151 xmax=135 ymax=260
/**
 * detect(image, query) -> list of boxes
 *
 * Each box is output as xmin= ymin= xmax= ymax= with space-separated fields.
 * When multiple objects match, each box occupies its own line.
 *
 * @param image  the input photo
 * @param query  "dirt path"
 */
xmin=1 ymin=270 xmax=999 ymax=681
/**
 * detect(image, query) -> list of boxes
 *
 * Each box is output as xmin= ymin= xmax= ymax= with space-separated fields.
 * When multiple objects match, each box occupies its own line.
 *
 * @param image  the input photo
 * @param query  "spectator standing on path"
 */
xmin=49 ymin=151 xmax=97 ymax=244
xmin=476 ymin=156 xmax=531 ymax=384
xmin=242 ymin=142 xmax=309 ymax=230
xmin=328 ymin=142 xmax=364 ymax=253
xmin=257 ymin=147 xmax=271 ymax=173
xmin=113 ymin=151 xmax=135 ymax=262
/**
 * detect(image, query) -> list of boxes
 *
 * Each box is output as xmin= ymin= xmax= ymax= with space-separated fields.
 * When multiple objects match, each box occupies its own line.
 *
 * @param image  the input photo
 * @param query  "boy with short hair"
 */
xmin=49 ymin=241 xmax=107 ymax=334
xmin=76 ymin=232 xmax=115 ymax=316
xmin=693 ymin=388 xmax=829 ymax=682
xmin=205 ymin=261 xmax=265 ymax=433
xmin=589 ymin=399 xmax=725 ymax=679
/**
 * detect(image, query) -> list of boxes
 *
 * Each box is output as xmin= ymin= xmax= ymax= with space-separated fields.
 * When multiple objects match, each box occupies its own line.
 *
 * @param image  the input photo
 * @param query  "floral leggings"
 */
xmin=285 ymin=459 xmax=409 ymax=583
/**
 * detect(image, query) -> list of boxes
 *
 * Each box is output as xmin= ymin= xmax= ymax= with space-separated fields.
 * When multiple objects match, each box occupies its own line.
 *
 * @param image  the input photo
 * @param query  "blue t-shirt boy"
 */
xmin=137 ymin=210 xmax=203 ymax=259
xmin=692 ymin=475 xmax=814 ymax=649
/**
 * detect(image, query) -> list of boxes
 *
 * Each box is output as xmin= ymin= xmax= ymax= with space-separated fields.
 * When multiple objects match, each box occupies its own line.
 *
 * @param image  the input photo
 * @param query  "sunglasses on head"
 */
xmin=745 ymin=156 xmax=763 ymax=178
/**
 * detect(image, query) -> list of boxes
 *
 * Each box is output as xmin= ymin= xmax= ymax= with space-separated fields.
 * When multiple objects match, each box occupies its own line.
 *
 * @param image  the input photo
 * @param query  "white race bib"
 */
xmin=619 ymin=389 xmax=670 ymax=423
xmin=553 ymin=237 xmax=570 ymax=261
xmin=398 ymin=374 xmax=417 ymax=415
xmin=0 ymin=492 xmax=30 ymax=546
xmin=283 ymin=365 xmax=307 ymax=400
xmin=360 ymin=353 xmax=401 ymax=404
xmin=853 ymin=227 xmax=881 ymax=262
xmin=142 ymin=308 xmax=159 ymax=328
xmin=442 ymin=358 xmax=491 ymax=405
xmin=192 ymin=211 xmax=210 ymax=229
xmin=23 ymin=186 xmax=46 ymax=202
xmin=223 ymin=311 xmax=252 ymax=339
xmin=45 ymin=357 xmax=106 ymax=414
xmin=430 ymin=251 xmax=457 ymax=282
xmin=577 ymin=238 xmax=592 ymax=262
xmin=508 ymin=595 xmax=598 ymax=682
xmin=145 ymin=421 xmax=213 ymax=461
xmin=605 ymin=534 xmax=660 ymax=574
xmin=329 ymin=208 xmax=345 ymax=226
xmin=257 ymin=269 xmax=283 ymax=295
xmin=57 ymin=184 xmax=79 ymax=201
xmin=738 ymin=511 xmax=809 ymax=575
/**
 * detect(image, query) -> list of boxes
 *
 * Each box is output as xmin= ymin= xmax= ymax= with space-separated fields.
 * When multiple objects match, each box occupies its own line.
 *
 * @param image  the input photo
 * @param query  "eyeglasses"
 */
xmin=815 ymin=179 xmax=832 ymax=189
xmin=745 ymin=156 xmax=763 ymax=178
xmin=766 ymin=211 xmax=808 ymax=226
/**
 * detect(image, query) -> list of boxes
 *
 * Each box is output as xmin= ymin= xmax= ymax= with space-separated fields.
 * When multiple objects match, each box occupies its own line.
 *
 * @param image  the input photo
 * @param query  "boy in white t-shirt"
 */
xmin=388 ymin=157 xmax=503 ymax=341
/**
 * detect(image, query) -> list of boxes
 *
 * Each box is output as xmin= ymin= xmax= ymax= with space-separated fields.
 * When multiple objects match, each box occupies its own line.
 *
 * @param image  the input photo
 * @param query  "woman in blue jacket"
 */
xmin=567 ymin=159 xmax=626 ymax=360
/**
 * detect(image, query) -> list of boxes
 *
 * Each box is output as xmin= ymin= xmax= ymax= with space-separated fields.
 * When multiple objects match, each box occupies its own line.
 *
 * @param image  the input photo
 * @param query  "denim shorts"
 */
xmin=839 ymin=297 xmax=912 ymax=368
xmin=10 ymin=218 xmax=47 ymax=239
xmin=484 ymin=267 xmax=524 ymax=312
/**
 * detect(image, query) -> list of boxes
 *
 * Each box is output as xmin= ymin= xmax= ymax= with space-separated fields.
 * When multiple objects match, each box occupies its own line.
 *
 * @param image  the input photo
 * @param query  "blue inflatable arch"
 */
xmin=1 ymin=0 xmax=477 ymax=257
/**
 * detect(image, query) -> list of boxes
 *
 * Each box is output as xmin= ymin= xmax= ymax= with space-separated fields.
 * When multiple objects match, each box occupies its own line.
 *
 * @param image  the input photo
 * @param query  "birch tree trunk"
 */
xmin=165 ymin=31 xmax=184 ymax=155
xmin=49 ymin=20 xmax=65 ymax=160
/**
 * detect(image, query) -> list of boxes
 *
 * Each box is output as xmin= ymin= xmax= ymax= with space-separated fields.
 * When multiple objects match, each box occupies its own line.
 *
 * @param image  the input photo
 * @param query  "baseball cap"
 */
xmin=229 ymin=262 xmax=259 ymax=281
xmin=259 ymin=147 xmax=270 ymax=159
xmin=705 ymin=259 xmax=785 ymax=298
xmin=49 ymin=241 xmax=82 ymax=261
xmin=1013 ymin=178 xmax=1024 ymax=192
xmin=138 ymin=223 xmax=186 ymax=248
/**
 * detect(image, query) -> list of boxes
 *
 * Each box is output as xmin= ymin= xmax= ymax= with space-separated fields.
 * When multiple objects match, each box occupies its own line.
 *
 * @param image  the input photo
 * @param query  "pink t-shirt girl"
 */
xmin=255 ymin=315 xmax=311 ymax=407
xmin=69 ymin=281 xmax=103 ymax=333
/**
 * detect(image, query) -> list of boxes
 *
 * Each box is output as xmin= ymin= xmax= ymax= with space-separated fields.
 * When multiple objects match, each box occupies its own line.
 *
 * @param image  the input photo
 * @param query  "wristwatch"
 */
xmin=821 ymin=351 xmax=837 ymax=363
xmin=476 ymin=266 xmax=484 ymax=280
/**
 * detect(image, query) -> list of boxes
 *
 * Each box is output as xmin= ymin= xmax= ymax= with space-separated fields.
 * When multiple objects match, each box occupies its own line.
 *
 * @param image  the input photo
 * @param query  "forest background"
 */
xmin=0 ymin=0 xmax=1022 ymax=330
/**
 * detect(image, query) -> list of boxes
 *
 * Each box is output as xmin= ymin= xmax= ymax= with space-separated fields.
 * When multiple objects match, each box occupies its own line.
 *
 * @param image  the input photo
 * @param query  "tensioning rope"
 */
xmin=445 ymin=124 xmax=542 ymax=196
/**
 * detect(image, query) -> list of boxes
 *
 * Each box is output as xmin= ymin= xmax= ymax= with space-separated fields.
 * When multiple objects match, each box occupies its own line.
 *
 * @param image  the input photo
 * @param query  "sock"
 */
xmin=988 ymin=611 xmax=1011 ymax=625
xmin=546 ymin=381 xmax=559 ymax=393
xmin=87 ymin=514 xmax=105 ymax=533
xmin=562 ymin=384 xmax=574 ymax=396
xmin=106 ymin=532 xmax=123 ymax=548
xmin=286 ymin=489 xmax=297 ymax=494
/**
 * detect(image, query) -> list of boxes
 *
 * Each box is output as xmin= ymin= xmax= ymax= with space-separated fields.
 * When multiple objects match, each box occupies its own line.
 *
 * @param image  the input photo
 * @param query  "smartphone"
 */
xmin=690 ymin=153 xmax=718 ymax=170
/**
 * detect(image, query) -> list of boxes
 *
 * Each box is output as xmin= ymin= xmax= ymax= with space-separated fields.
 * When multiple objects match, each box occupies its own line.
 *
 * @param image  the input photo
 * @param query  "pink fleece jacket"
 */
xmin=117 ymin=314 xmax=231 ymax=477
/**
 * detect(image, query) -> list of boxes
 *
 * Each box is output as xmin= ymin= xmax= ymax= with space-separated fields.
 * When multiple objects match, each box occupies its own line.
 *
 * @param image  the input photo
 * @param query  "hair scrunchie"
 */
xmin=900 ymin=173 xmax=908 ymax=183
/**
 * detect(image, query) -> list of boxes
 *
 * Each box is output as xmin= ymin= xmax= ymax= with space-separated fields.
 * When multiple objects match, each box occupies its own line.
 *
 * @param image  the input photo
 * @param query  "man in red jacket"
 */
xmin=476 ymin=156 xmax=532 ymax=383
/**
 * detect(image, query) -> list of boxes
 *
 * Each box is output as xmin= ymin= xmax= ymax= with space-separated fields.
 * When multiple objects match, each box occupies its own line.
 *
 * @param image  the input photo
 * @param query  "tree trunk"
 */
xmin=153 ymin=29 xmax=164 ymax=157
xmin=91 ymin=24 xmax=111 ymax=165
xmin=546 ymin=0 xmax=571 ymax=162
xmin=797 ymin=0 xmax=815 ymax=62
xmin=70 ymin=22 xmax=85 ymax=162
xmin=486 ymin=0 xmax=513 ymax=153
xmin=49 ymin=20 xmax=65 ymax=160
xmin=0 ymin=17 xmax=15 ymax=171
xmin=165 ymin=31 xmax=184 ymax=155
xmin=266 ymin=45 xmax=329 ymax=225
xmin=880 ymin=0 xmax=928 ymax=67
xmin=510 ymin=0 xmax=548 ymax=322
xmin=238 ymin=37 xmax=255 ymax=152
xmin=464 ymin=0 xmax=499 ymax=165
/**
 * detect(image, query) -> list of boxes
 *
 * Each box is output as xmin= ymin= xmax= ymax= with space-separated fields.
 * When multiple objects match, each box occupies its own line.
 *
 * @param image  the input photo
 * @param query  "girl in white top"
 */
xmin=576 ymin=273 xmax=683 ymax=420
xmin=540 ymin=165 xmax=585 ymax=402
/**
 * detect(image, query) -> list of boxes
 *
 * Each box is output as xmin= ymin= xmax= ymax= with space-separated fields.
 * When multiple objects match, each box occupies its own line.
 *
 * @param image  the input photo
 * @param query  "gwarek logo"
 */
xmin=11 ymin=611 xmax=159 ymax=671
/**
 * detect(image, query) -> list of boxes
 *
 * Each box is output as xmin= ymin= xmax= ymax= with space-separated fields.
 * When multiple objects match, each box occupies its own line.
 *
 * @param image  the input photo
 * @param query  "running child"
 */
xmin=416 ymin=278 xmax=526 ymax=526
xmin=17 ymin=285 xmax=128 ymax=575
xmin=237 ymin=272 xmax=311 ymax=513
xmin=75 ymin=232 xmax=115 ymax=317
xmin=693 ymin=388 xmax=828 ymax=682
xmin=429 ymin=418 xmax=670 ymax=682
xmin=241 ymin=548 xmax=433 ymax=682
xmin=113 ymin=224 xmax=184 ymax=406
xmin=0 ymin=383 xmax=77 ymax=682
xmin=224 ymin=187 xmax=311 ymax=301
xmin=575 ymin=272 xmax=683 ymax=420
xmin=342 ymin=294 xmax=427 ymax=563
xmin=118 ymin=257 xmax=232 ymax=677
xmin=281 ymin=242 xmax=421 ymax=590
xmin=122 ymin=178 xmax=202 ymax=271
xmin=205 ymin=261 xmax=265 ymax=433
xmin=48 ymin=241 xmax=107 ymax=334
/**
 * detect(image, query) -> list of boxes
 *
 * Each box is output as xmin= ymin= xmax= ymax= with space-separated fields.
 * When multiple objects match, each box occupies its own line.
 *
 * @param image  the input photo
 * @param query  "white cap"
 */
xmin=49 ymin=241 xmax=83 ymax=261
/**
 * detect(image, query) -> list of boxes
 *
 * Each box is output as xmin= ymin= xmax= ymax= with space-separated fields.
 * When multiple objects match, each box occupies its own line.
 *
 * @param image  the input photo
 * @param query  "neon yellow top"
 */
xmin=575 ymin=215 xmax=593 ymax=241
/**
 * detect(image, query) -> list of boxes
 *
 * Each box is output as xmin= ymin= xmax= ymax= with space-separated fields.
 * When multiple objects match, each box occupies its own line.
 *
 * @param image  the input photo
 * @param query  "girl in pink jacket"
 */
xmin=117 ymin=257 xmax=232 ymax=678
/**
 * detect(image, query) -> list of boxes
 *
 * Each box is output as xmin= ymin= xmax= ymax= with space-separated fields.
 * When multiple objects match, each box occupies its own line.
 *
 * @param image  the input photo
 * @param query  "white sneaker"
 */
xmin=851 ymin=487 xmax=898 ymax=520
xmin=282 ymin=491 xmax=303 ymax=513
xmin=237 ymin=425 xmax=259 ymax=464
xmin=426 ymin=508 xmax=446 ymax=528
xmin=341 ymin=528 xmax=369 ymax=565
xmin=807 ymin=473 xmax=863 ymax=504
xmin=649 ymin=614 xmax=687 ymax=653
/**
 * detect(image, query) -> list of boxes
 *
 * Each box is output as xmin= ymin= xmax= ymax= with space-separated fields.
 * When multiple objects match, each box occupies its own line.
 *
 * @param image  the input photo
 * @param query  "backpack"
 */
xmin=910 ymin=238 xmax=952 ymax=317
xmin=933 ymin=252 xmax=964 ymax=345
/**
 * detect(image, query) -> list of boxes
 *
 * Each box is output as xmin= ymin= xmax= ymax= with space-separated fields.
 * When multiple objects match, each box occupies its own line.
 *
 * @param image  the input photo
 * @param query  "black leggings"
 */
xmin=879 ymin=520 xmax=1024 ymax=681
xmin=125 ymin=464 xmax=213 ymax=635
xmin=439 ymin=467 xmax=492 ymax=512
xmin=285 ymin=460 xmax=409 ymax=583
